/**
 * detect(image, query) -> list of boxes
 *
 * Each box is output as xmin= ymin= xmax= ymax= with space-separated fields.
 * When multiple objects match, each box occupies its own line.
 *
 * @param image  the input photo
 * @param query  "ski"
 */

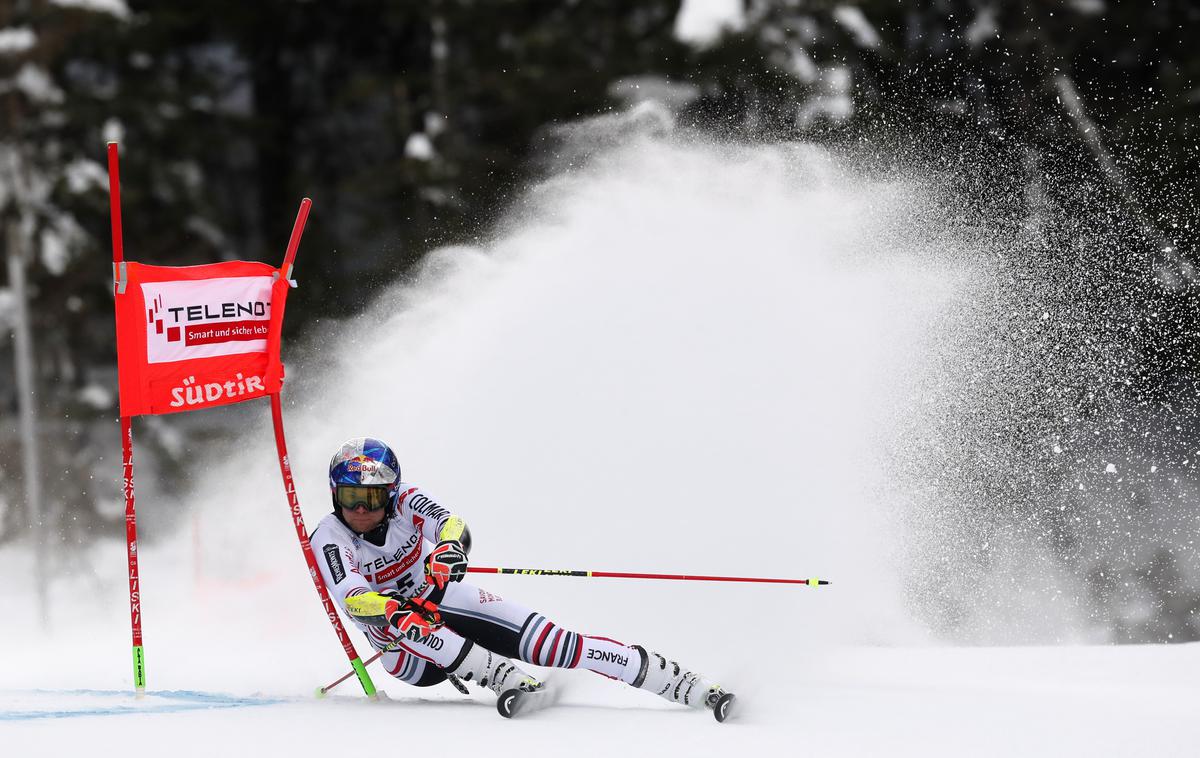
xmin=496 ymin=686 xmax=554 ymax=719
xmin=497 ymin=684 xmax=734 ymax=722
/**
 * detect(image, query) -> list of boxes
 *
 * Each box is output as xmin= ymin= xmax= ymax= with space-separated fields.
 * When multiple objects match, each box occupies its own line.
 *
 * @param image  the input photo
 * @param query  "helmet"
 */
xmin=328 ymin=437 xmax=402 ymax=517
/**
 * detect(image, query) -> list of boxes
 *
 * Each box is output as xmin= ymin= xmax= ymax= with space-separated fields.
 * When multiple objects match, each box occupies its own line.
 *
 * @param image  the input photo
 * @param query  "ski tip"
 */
xmin=497 ymin=689 xmax=521 ymax=719
xmin=713 ymin=692 xmax=736 ymax=723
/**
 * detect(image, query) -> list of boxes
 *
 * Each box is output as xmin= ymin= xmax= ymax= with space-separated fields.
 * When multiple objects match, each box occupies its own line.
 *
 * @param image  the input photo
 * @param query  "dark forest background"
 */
xmin=2 ymin=0 xmax=1199 ymax=641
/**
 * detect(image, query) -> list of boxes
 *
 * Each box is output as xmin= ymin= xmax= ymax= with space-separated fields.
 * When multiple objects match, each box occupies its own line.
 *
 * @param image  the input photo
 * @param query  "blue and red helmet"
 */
xmin=328 ymin=437 xmax=402 ymax=516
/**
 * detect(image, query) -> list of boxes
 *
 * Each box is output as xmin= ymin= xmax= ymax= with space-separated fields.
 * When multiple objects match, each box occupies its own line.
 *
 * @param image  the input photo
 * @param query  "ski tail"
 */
xmin=496 ymin=686 xmax=555 ymax=719
xmin=712 ymin=691 xmax=736 ymax=723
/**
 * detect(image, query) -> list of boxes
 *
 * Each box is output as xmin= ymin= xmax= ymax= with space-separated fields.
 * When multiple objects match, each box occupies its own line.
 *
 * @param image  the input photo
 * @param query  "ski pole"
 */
xmin=318 ymin=582 xmax=472 ymax=697
xmin=319 ymin=647 xmax=389 ymax=696
xmin=317 ymin=570 xmax=826 ymax=696
xmin=319 ymin=637 xmax=469 ymax=697
xmin=468 ymin=567 xmax=829 ymax=586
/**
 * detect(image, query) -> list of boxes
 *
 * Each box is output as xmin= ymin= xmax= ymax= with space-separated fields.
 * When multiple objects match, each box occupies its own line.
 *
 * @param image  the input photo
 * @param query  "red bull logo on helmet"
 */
xmin=342 ymin=454 xmax=396 ymax=484
xmin=346 ymin=457 xmax=379 ymax=473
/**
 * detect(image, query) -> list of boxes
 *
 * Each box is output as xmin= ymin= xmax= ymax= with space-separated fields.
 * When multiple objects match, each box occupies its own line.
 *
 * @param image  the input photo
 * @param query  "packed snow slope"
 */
xmin=3 ymin=118 xmax=1198 ymax=755
xmin=4 ymin=645 xmax=1198 ymax=757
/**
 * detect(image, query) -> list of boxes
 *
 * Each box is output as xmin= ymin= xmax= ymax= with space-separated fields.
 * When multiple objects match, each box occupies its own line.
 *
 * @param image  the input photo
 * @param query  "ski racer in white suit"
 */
xmin=312 ymin=437 xmax=726 ymax=711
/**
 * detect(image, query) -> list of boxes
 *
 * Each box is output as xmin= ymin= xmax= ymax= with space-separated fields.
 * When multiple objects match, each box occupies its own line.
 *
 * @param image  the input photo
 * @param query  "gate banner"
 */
xmin=114 ymin=260 xmax=292 ymax=416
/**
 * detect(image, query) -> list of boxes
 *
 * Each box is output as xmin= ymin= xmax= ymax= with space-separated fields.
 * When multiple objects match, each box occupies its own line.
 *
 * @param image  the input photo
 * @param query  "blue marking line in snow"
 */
xmin=0 ymin=689 xmax=284 ymax=721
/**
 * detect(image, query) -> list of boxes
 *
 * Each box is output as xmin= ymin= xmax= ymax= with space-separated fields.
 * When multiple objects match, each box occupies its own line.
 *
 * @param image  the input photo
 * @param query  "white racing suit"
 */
xmin=311 ymin=483 xmax=642 ymax=688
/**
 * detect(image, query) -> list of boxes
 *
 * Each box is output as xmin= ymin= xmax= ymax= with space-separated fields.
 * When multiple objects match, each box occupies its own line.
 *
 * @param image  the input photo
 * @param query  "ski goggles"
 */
xmin=335 ymin=485 xmax=391 ymax=512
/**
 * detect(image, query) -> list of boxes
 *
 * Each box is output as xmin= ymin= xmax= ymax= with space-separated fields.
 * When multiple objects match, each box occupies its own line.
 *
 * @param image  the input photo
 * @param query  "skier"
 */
xmin=312 ymin=437 xmax=731 ymax=718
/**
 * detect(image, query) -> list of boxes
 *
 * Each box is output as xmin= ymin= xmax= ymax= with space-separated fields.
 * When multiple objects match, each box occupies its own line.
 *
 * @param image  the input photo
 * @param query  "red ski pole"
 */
xmin=468 ymin=567 xmax=829 ymax=586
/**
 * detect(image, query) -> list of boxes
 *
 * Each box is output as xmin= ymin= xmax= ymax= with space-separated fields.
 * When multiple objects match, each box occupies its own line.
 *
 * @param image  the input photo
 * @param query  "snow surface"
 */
xmin=4 ymin=644 xmax=1198 ymax=757
xmin=3 ymin=129 xmax=1198 ymax=756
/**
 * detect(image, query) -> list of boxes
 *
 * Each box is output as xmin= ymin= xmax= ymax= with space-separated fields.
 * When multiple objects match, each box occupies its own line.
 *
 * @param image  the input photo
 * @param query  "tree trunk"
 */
xmin=5 ymin=214 xmax=47 ymax=625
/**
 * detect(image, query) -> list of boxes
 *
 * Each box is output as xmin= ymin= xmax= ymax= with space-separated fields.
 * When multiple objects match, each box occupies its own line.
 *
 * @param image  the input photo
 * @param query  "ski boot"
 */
xmin=631 ymin=645 xmax=735 ymax=722
xmin=449 ymin=642 xmax=542 ymax=696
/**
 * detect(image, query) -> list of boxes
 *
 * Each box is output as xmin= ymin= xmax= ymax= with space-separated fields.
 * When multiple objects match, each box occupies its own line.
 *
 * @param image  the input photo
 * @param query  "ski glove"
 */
xmin=388 ymin=593 xmax=443 ymax=641
xmin=425 ymin=540 xmax=468 ymax=590
xmin=345 ymin=590 xmax=443 ymax=640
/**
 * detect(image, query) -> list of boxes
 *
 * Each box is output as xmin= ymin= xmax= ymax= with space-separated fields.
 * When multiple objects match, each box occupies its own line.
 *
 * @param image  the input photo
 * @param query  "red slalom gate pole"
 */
xmin=279 ymin=198 xmax=309 ymax=276
xmin=270 ymin=394 xmax=377 ymax=698
xmin=109 ymin=142 xmax=146 ymax=694
xmin=266 ymin=202 xmax=376 ymax=697
xmin=469 ymin=567 xmax=830 ymax=586
xmin=120 ymin=416 xmax=145 ymax=693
